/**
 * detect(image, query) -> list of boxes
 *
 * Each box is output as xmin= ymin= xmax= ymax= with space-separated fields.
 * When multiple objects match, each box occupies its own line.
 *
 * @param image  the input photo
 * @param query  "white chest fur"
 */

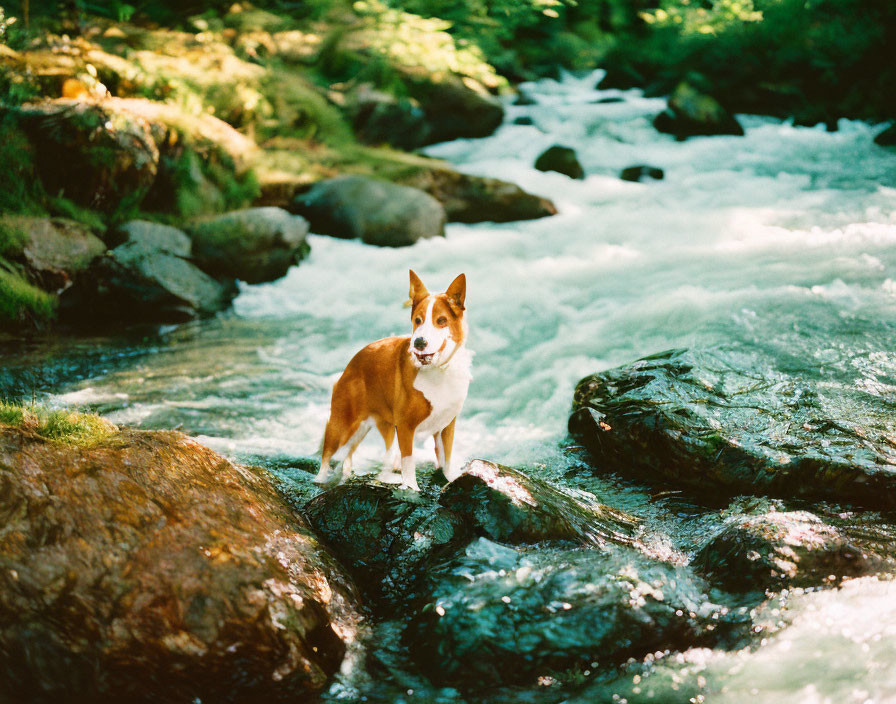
xmin=413 ymin=347 xmax=472 ymax=437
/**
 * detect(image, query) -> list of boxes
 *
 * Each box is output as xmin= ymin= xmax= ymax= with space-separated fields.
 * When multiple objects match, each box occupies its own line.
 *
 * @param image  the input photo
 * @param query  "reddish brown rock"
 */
xmin=0 ymin=425 xmax=362 ymax=703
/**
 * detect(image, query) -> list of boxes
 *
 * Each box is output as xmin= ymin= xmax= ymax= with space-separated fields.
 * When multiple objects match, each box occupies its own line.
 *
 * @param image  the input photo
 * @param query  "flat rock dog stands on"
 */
xmin=314 ymin=270 xmax=472 ymax=491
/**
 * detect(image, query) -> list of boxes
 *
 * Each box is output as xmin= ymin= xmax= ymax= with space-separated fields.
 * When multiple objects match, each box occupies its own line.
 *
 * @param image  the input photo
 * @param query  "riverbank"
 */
xmin=0 ymin=1 xmax=557 ymax=329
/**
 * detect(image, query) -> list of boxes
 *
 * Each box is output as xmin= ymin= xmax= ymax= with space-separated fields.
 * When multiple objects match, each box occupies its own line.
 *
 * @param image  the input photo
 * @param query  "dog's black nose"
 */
xmin=413 ymin=337 xmax=427 ymax=350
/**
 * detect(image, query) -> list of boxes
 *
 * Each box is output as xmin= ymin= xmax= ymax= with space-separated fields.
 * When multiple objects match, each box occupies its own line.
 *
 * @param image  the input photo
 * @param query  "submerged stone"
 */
xmin=693 ymin=499 xmax=889 ymax=592
xmin=407 ymin=539 xmax=723 ymax=688
xmin=653 ymin=83 xmax=744 ymax=140
xmin=569 ymin=347 xmax=896 ymax=509
xmin=534 ymin=145 xmax=585 ymax=179
xmin=620 ymin=165 xmax=664 ymax=182
xmin=0 ymin=424 xmax=362 ymax=703
xmin=440 ymin=459 xmax=638 ymax=546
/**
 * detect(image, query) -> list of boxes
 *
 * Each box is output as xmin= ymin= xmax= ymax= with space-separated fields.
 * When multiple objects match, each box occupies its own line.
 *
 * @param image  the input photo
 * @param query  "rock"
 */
xmin=406 ymin=539 xmax=724 ymax=687
xmin=400 ymin=168 xmax=557 ymax=223
xmin=874 ymin=123 xmax=896 ymax=146
xmin=344 ymin=83 xmax=429 ymax=151
xmin=0 ymin=424 xmax=362 ymax=703
xmin=303 ymin=480 xmax=471 ymax=610
xmin=569 ymin=347 xmax=896 ymax=509
xmin=620 ymin=165 xmax=664 ymax=182
xmin=185 ymin=207 xmax=309 ymax=284
xmin=693 ymin=500 xmax=886 ymax=592
xmin=401 ymin=68 xmax=504 ymax=146
xmin=113 ymin=219 xmax=192 ymax=257
xmin=439 ymin=459 xmax=637 ymax=546
xmin=64 ymin=239 xmax=233 ymax=323
xmin=10 ymin=99 xmax=159 ymax=212
xmin=513 ymin=115 xmax=535 ymax=125
xmin=653 ymin=83 xmax=744 ymax=139
xmin=594 ymin=96 xmax=625 ymax=104
xmin=1 ymin=216 xmax=106 ymax=293
xmin=534 ymin=145 xmax=585 ymax=179
xmin=293 ymin=176 xmax=445 ymax=247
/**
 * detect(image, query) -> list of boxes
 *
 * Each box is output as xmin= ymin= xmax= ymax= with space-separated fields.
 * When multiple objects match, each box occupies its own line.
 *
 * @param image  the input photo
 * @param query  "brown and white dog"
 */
xmin=313 ymin=270 xmax=472 ymax=491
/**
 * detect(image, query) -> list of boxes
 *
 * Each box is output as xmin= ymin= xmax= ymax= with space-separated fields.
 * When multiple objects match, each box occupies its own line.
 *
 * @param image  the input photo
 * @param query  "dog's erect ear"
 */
xmin=446 ymin=273 xmax=466 ymax=311
xmin=407 ymin=269 xmax=429 ymax=309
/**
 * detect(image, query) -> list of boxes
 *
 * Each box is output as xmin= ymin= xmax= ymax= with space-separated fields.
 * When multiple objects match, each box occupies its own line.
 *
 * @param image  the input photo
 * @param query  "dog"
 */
xmin=313 ymin=270 xmax=471 ymax=491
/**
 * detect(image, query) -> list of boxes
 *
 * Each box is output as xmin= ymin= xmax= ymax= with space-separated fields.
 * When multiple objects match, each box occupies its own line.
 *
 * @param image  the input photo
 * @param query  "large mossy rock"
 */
xmin=653 ymin=83 xmax=744 ymax=140
xmin=64 ymin=237 xmax=233 ymax=323
xmin=10 ymin=99 xmax=160 ymax=212
xmin=569 ymin=347 xmax=896 ymax=509
xmin=0 ymin=424 xmax=362 ymax=703
xmin=1 ymin=216 xmax=106 ymax=293
xmin=440 ymin=459 xmax=637 ymax=546
xmin=401 ymin=168 xmax=557 ymax=223
xmin=303 ymin=480 xmax=471 ymax=610
xmin=693 ymin=499 xmax=889 ymax=592
xmin=406 ymin=539 xmax=724 ymax=688
xmin=534 ymin=145 xmax=585 ymax=179
xmin=399 ymin=69 xmax=504 ymax=147
xmin=185 ymin=207 xmax=309 ymax=283
xmin=293 ymin=176 xmax=445 ymax=247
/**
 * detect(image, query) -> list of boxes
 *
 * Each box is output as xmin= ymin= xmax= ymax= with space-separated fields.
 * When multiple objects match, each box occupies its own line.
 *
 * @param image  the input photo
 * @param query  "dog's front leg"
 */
xmin=396 ymin=424 xmax=420 ymax=492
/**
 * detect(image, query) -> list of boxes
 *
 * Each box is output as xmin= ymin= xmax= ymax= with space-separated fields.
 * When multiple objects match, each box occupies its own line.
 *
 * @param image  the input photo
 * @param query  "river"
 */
xmin=3 ymin=69 xmax=896 ymax=701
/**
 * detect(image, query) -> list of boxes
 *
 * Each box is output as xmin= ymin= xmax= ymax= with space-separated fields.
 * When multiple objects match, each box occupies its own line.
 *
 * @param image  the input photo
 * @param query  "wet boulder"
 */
xmin=1 ymin=216 xmax=106 ymax=293
xmin=620 ymin=165 xmax=664 ymax=182
xmin=569 ymin=347 xmax=896 ymax=509
xmin=401 ymin=168 xmax=557 ymax=223
xmin=406 ymin=539 xmax=724 ymax=688
xmin=534 ymin=145 xmax=585 ymax=179
xmin=293 ymin=176 xmax=445 ymax=247
xmin=344 ymin=83 xmax=429 ymax=151
xmin=10 ymin=99 xmax=159 ymax=212
xmin=303 ymin=479 xmax=471 ymax=610
xmin=185 ymin=207 xmax=309 ymax=284
xmin=440 ymin=459 xmax=637 ymax=546
xmin=401 ymin=68 xmax=504 ymax=146
xmin=653 ymin=83 xmax=744 ymax=139
xmin=0 ymin=424 xmax=363 ymax=704
xmin=693 ymin=500 xmax=887 ymax=592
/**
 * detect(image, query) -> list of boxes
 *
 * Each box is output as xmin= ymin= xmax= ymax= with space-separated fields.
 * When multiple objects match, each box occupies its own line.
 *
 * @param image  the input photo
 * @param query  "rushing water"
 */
xmin=4 ymin=69 xmax=896 ymax=700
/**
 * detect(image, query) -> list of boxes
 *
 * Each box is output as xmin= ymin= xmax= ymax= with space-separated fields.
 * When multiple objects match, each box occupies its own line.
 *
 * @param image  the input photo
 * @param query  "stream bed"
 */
xmin=2 ymin=70 xmax=896 ymax=702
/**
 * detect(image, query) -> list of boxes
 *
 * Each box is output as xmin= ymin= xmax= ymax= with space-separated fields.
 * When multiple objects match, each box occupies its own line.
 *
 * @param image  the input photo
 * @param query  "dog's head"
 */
xmin=407 ymin=270 xmax=466 ymax=368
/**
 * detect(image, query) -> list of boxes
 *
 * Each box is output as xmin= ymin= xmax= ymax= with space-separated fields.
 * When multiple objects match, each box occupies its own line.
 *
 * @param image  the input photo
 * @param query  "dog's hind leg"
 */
xmin=375 ymin=419 xmax=402 ymax=483
xmin=339 ymin=419 xmax=372 ymax=483
xmin=315 ymin=415 xmax=364 ymax=485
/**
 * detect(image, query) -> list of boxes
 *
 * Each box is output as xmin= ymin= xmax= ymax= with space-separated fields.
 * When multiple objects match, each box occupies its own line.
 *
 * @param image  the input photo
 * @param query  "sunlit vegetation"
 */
xmin=0 ymin=401 xmax=116 ymax=445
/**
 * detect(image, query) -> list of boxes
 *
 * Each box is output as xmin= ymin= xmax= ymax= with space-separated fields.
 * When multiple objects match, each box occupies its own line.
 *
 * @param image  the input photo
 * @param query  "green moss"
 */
xmin=0 ymin=119 xmax=46 ymax=217
xmin=0 ymin=402 xmax=116 ymax=446
xmin=0 ymin=264 xmax=57 ymax=326
xmin=0 ymin=221 xmax=27 ymax=258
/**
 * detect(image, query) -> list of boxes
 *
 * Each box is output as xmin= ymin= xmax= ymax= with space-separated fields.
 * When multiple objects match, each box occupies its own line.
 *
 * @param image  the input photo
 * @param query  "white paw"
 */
xmin=376 ymin=470 xmax=403 ymax=484
xmin=442 ymin=465 xmax=464 ymax=483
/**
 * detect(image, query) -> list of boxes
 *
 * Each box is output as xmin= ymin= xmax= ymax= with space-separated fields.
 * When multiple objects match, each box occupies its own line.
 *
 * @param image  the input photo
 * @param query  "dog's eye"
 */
xmin=414 ymin=317 xmax=423 ymax=325
xmin=436 ymin=316 xmax=448 ymax=326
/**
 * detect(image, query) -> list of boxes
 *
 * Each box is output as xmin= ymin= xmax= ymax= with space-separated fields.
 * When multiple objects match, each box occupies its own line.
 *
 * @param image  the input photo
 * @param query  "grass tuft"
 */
xmin=0 ymin=402 xmax=117 ymax=446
